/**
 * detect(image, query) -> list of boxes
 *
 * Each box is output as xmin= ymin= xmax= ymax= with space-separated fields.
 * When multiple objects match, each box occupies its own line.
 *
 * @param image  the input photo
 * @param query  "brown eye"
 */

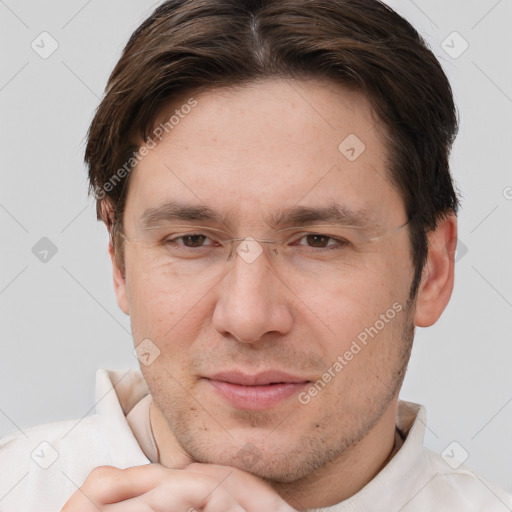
xmin=181 ymin=234 xmax=208 ymax=247
xmin=165 ymin=234 xmax=215 ymax=248
xmin=304 ymin=234 xmax=331 ymax=248
xmin=294 ymin=234 xmax=350 ymax=251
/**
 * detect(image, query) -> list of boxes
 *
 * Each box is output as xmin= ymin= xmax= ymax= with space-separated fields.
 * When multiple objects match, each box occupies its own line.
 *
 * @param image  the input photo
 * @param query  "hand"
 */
xmin=61 ymin=462 xmax=298 ymax=512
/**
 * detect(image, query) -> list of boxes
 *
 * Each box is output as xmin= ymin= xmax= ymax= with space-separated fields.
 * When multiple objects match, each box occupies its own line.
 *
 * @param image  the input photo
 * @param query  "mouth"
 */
xmin=202 ymin=370 xmax=311 ymax=410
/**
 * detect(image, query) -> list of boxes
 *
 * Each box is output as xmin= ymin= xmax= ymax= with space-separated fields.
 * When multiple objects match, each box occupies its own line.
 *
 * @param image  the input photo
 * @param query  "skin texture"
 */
xmin=61 ymin=462 xmax=297 ymax=511
xmin=65 ymin=78 xmax=457 ymax=510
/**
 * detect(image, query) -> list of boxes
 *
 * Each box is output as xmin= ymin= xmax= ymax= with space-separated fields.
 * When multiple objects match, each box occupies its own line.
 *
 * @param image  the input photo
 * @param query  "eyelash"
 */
xmin=163 ymin=233 xmax=350 ymax=251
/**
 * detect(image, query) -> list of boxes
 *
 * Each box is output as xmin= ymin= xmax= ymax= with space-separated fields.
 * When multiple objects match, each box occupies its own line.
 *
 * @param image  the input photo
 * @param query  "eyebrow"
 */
xmin=266 ymin=203 xmax=378 ymax=231
xmin=140 ymin=200 xmax=230 ymax=230
xmin=139 ymin=200 xmax=378 ymax=232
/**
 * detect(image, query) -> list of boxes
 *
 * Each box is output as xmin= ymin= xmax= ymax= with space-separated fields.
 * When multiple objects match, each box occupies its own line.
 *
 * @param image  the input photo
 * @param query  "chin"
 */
xmin=194 ymin=443 xmax=322 ymax=483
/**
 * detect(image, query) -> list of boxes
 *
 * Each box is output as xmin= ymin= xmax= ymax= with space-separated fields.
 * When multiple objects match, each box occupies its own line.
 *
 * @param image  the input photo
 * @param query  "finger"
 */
xmin=100 ymin=476 xmax=247 ymax=512
xmin=62 ymin=464 xmax=174 ymax=509
xmin=62 ymin=464 xmax=248 ymax=512
xmin=184 ymin=463 xmax=297 ymax=512
xmin=146 ymin=472 xmax=246 ymax=512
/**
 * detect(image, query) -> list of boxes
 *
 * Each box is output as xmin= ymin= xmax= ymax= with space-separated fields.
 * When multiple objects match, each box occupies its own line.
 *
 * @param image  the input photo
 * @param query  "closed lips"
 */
xmin=205 ymin=370 xmax=311 ymax=386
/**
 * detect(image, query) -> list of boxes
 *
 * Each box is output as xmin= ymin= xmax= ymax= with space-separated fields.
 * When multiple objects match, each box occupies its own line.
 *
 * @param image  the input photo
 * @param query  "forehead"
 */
xmin=124 ymin=78 xmax=404 ymax=228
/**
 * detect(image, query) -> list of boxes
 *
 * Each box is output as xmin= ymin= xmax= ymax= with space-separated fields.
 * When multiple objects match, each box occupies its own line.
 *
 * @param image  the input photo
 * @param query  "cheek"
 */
xmin=310 ymin=269 xmax=393 ymax=327
xmin=123 ymin=248 xmax=195 ymax=340
xmin=129 ymin=282 xmax=196 ymax=344
xmin=311 ymin=273 xmax=407 ymax=365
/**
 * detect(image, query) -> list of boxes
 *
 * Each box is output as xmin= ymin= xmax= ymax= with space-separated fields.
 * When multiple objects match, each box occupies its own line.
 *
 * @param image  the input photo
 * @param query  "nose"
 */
xmin=211 ymin=243 xmax=293 ymax=343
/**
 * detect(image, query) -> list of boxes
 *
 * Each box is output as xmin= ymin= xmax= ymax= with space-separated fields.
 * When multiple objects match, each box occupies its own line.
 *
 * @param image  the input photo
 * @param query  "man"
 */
xmin=1 ymin=0 xmax=511 ymax=510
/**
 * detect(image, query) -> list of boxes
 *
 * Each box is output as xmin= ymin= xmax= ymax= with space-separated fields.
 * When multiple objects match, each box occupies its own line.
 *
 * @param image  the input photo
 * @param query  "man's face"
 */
xmin=115 ymin=79 xmax=416 ymax=482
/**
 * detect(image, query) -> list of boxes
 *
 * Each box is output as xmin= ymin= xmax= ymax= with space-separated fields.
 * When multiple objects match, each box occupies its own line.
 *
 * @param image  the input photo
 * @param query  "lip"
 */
xmin=206 ymin=370 xmax=310 ymax=386
xmin=203 ymin=370 xmax=311 ymax=411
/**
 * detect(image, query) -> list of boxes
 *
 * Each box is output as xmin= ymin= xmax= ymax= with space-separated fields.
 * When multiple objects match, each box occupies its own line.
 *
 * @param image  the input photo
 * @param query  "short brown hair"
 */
xmin=85 ymin=0 xmax=461 ymax=303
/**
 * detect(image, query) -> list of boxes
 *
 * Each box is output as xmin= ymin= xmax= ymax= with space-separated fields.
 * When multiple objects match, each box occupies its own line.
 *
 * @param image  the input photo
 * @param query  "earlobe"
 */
xmin=109 ymin=242 xmax=130 ymax=315
xmin=413 ymin=214 xmax=458 ymax=328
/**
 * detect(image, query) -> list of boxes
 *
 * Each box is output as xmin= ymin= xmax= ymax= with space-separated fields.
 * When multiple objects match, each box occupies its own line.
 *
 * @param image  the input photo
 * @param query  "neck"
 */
xmin=270 ymin=403 xmax=401 ymax=509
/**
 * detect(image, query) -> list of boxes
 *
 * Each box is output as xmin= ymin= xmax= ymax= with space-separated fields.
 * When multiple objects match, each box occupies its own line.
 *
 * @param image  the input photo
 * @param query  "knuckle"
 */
xmin=203 ymin=489 xmax=239 ymax=511
xmin=88 ymin=465 xmax=119 ymax=479
xmin=82 ymin=465 xmax=122 ymax=499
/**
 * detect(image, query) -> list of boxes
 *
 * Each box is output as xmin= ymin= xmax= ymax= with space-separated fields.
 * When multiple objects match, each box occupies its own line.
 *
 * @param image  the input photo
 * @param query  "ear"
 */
xmin=414 ymin=213 xmax=458 ymax=327
xmin=109 ymin=241 xmax=130 ymax=316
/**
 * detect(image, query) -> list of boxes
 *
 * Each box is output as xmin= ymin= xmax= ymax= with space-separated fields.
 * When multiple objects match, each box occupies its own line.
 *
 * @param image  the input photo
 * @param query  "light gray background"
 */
xmin=1 ymin=0 xmax=511 ymax=494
